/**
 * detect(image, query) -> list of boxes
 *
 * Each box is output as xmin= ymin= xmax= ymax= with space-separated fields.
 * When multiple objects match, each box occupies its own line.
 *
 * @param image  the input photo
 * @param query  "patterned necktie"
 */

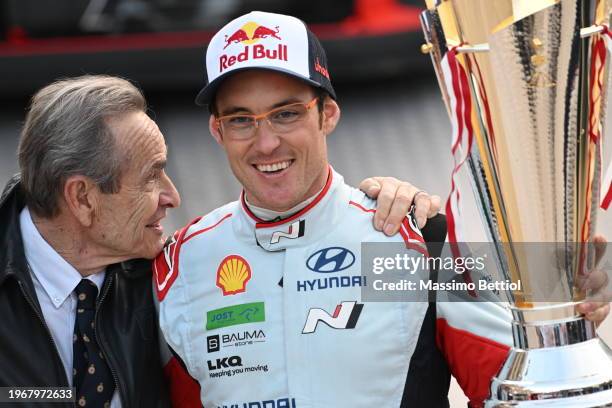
xmin=72 ymin=279 xmax=115 ymax=407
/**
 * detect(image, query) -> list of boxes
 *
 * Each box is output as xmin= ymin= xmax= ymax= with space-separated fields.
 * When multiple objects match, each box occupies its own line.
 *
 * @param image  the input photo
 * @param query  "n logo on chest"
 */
xmin=302 ymin=301 xmax=363 ymax=334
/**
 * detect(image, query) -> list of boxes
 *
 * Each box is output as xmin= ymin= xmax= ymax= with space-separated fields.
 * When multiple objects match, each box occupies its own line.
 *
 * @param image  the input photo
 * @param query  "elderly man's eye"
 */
xmin=146 ymin=169 xmax=162 ymax=183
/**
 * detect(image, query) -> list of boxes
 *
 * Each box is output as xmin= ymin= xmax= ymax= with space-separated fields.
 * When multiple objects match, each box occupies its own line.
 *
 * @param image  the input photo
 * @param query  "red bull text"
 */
xmin=219 ymin=44 xmax=288 ymax=73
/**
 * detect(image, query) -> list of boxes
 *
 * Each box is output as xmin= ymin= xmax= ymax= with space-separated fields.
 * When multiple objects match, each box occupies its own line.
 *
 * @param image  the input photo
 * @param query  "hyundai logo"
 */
xmin=306 ymin=247 xmax=355 ymax=273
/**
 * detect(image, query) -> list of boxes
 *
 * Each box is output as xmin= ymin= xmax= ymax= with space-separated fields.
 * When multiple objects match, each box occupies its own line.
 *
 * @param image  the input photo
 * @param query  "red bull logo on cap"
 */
xmin=224 ymin=22 xmax=282 ymax=49
xmin=219 ymin=21 xmax=288 ymax=73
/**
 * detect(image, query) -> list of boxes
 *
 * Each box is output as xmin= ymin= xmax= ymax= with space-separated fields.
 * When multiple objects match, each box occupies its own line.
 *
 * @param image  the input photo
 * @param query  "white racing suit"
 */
xmin=154 ymin=168 xmax=513 ymax=408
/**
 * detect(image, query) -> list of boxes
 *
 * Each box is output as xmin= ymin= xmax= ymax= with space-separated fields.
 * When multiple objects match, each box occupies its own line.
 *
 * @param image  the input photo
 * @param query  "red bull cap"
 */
xmin=195 ymin=11 xmax=336 ymax=106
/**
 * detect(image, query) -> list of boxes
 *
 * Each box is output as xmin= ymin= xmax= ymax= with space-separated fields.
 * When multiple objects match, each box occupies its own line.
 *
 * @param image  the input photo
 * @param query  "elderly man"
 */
xmin=155 ymin=11 xmax=611 ymax=408
xmin=0 ymin=76 xmax=178 ymax=407
xmin=0 ymin=74 xmax=438 ymax=407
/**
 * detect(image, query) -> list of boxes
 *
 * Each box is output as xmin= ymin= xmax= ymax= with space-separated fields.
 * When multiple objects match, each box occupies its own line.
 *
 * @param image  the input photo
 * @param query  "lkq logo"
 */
xmin=270 ymin=219 xmax=305 ymax=244
xmin=207 ymin=330 xmax=266 ymax=353
xmin=302 ymin=301 xmax=363 ymax=334
xmin=306 ymin=247 xmax=355 ymax=273
xmin=207 ymin=355 xmax=243 ymax=371
xmin=219 ymin=21 xmax=288 ymax=73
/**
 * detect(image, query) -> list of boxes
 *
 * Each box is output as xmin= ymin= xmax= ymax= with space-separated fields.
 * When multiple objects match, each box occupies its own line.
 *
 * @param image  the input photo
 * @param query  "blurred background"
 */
xmin=0 ymin=0 xmax=610 ymax=406
xmin=0 ymin=0 xmax=427 ymax=95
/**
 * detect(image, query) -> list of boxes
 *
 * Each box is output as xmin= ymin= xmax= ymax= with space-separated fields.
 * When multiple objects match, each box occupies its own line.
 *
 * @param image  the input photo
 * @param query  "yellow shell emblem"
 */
xmin=216 ymin=255 xmax=252 ymax=295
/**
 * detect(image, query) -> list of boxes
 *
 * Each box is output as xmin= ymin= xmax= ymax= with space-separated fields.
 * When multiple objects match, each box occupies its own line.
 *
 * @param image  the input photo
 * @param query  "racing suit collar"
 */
xmin=243 ymin=187 xmax=321 ymax=221
xmin=236 ymin=166 xmax=350 ymax=251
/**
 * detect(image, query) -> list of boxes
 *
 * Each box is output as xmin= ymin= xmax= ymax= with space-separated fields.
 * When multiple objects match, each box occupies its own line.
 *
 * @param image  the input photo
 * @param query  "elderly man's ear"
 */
xmin=63 ymin=176 xmax=98 ymax=227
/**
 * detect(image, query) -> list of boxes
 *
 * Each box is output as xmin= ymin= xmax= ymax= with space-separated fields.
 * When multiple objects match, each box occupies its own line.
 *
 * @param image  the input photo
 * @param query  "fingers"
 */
xmin=380 ymin=186 xmax=436 ymax=234
xmin=359 ymin=177 xmax=382 ymax=199
xmin=385 ymin=184 xmax=417 ymax=235
xmin=577 ymin=277 xmax=612 ymax=324
xmin=412 ymin=191 xmax=431 ymax=230
xmin=577 ymin=298 xmax=605 ymax=314
xmin=412 ymin=192 xmax=442 ymax=228
xmin=593 ymin=234 xmax=606 ymax=266
xmin=427 ymin=195 xmax=442 ymax=218
xmin=586 ymin=268 xmax=609 ymax=292
xmin=372 ymin=178 xmax=404 ymax=234
xmin=358 ymin=176 xmax=442 ymax=235
xmin=575 ymin=266 xmax=609 ymax=294
xmin=579 ymin=302 xmax=611 ymax=326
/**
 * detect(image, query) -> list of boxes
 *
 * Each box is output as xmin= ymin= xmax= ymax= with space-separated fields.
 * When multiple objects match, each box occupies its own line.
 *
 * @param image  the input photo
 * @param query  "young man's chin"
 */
xmin=252 ymin=188 xmax=301 ymax=212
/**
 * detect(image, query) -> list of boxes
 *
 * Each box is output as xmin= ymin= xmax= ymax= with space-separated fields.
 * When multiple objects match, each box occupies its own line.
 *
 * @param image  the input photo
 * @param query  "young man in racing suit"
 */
xmin=155 ymin=11 xmax=609 ymax=407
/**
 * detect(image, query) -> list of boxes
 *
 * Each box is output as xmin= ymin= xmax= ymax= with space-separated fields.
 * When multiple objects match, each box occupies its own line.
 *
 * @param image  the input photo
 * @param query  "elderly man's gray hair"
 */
xmin=18 ymin=75 xmax=146 ymax=218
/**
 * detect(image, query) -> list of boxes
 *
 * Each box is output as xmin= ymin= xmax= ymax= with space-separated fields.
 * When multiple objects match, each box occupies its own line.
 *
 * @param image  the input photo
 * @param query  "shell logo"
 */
xmin=216 ymin=255 xmax=252 ymax=296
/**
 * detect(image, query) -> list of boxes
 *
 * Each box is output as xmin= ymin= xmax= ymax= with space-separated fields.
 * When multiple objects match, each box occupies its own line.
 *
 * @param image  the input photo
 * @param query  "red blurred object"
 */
xmin=342 ymin=0 xmax=422 ymax=34
xmin=6 ymin=26 xmax=28 ymax=45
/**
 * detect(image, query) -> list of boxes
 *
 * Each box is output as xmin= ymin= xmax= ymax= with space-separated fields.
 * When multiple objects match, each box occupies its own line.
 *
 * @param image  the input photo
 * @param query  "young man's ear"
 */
xmin=63 ymin=175 xmax=97 ymax=227
xmin=209 ymin=115 xmax=224 ymax=145
xmin=322 ymin=97 xmax=341 ymax=135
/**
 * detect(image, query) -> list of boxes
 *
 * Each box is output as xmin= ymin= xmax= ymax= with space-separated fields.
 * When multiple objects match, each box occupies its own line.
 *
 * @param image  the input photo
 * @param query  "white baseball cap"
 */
xmin=195 ymin=11 xmax=336 ymax=106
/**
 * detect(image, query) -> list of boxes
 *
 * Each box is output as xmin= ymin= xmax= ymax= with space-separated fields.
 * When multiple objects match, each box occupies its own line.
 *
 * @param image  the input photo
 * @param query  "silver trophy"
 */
xmin=421 ymin=0 xmax=612 ymax=405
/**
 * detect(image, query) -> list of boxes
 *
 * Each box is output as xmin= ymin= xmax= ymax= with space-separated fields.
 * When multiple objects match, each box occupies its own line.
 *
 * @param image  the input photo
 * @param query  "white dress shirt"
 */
xmin=20 ymin=207 xmax=121 ymax=407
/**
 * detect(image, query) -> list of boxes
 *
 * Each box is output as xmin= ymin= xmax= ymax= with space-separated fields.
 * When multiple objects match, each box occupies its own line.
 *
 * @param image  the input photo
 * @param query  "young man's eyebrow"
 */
xmin=269 ymin=98 xmax=303 ymax=109
xmin=219 ymin=98 xmax=306 ymax=116
xmin=220 ymin=106 xmax=251 ymax=116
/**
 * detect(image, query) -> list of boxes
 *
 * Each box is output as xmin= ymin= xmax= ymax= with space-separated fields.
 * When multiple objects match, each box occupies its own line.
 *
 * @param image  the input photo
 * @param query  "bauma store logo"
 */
xmin=219 ymin=21 xmax=288 ymax=73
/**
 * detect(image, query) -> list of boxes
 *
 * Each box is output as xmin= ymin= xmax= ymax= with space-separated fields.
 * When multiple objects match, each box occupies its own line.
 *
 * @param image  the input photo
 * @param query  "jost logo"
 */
xmin=206 ymin=302 xmax=265 ymax=330
xmin=306 ymin=247 xmax=355 ymax=273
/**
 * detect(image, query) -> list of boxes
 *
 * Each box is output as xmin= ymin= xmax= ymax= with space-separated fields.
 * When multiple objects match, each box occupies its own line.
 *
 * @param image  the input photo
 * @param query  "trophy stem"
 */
xmin=486 ymin=303 xmax=612 ymax=406
xmin=510 ymin=303 xmax=598 ymax=349
xmin=487 ymin=338 xmax=612 ymax=407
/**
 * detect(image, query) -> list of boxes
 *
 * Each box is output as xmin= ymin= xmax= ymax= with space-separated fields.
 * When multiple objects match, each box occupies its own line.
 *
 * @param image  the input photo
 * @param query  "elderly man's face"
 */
xmin=92 ymin=111 xmax=180 ymax=259
xmin=211 ymin=70 xmax=339 ymax=211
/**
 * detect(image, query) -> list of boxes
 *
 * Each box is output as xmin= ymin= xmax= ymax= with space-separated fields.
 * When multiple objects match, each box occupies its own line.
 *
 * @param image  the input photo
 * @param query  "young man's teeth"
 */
xmin=257 ymin=161 xmax=291 ymax=173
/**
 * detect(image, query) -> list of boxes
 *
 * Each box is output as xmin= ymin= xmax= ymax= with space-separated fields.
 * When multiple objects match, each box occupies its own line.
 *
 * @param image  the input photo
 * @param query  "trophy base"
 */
xmin=486 ymin=338 xmax=612 ymax=407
